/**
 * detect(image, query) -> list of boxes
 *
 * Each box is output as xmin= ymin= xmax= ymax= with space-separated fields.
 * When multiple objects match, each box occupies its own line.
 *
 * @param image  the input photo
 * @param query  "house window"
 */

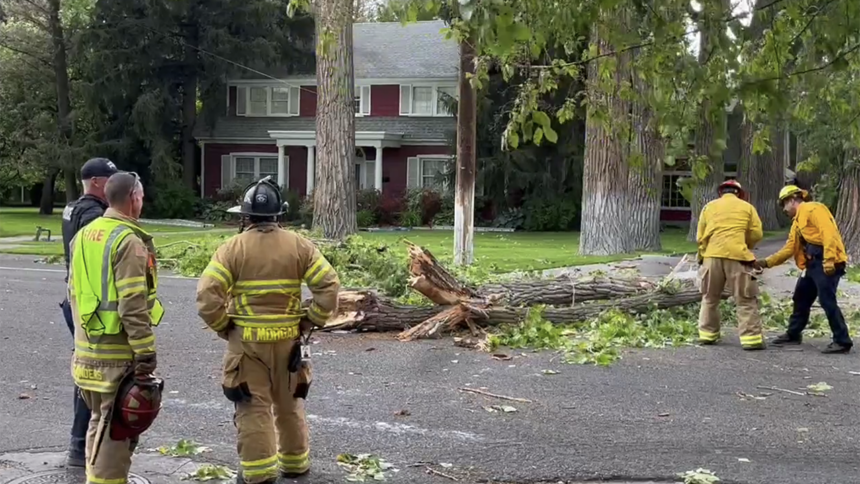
xmin=248 ymin=87 xmax=268 ymax=116
xmin=271 ymin=87 xmax=290 ymax=115
xmin=233 ymin=155 xmax=280 ymax=185
xmin=436 ymin=86 xmax=456 ymax=115
xmin=411 ymin=87 xmax=434 ymax=115
xmin=400 ymin=84 xmax=457 ymax=117
xmin=661 ymin=173 xmax=691 ymax=209
xmin=235 ymin=85 xmax=301 ymax=117
xmin=355 ymin=85 xmax=371 ymax=116
xmin=421 ymin=158 xmax=447 ymax=189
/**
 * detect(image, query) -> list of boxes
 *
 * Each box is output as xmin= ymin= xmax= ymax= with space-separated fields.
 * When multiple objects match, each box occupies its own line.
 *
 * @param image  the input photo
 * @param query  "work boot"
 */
xmin=280 ymin=469 xmax=310 ymax=480
xmin=698 ymin=339 xmax=719 ymax=346
xmin=770 ymin=333 xmax=801 ymax=346
xmin=742 ymin=343 xmax=766 ymax=351
xmin=235 ymin=471 xmax=276 ymax=484
xmin=65 ymin=450 xmax=85 ymax=468
xmin=821 ymin=343 xmax=852 ymax=354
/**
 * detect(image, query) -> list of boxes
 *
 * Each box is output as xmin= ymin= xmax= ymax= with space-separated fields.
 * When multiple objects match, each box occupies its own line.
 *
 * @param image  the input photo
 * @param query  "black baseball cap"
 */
xmin=80 ymin=157 xmax=120 ymax=180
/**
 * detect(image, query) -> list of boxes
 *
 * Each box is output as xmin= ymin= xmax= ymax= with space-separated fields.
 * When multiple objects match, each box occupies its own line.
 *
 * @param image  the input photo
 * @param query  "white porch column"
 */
xmin=277 ymin=144 xmax=286 ymax=187
xmin=306 ymin=144 xmax=316 ymax=194
xmin=374 ymin=143 xmax=383 ymax=192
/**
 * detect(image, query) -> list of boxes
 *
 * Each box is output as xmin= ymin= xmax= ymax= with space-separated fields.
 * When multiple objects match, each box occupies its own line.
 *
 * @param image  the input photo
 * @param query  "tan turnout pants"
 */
xmin=698 ymin=257 xmax=764 ymax=348
xmin=223 ymin=334 xmax=311 ymax=483
xmin=82 ymin=390 xmax=136 ymax=484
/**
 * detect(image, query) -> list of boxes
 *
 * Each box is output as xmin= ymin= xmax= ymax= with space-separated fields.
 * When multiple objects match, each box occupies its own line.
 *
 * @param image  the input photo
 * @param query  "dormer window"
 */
xmin=235 ymin=85 xmax=300 ymax=117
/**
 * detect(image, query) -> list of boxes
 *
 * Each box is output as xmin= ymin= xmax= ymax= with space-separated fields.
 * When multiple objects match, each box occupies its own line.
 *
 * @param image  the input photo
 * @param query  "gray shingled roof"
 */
xmin=233 ymin=20 xmax=458 ymax=80
xmin=195 ymin=116 xmax=455 ymax=142
xmin=353 ymin=20 xmax=458 ymax=79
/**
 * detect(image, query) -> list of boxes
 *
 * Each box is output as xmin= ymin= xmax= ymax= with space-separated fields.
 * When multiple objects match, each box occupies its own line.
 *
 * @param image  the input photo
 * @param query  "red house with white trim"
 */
xmin=194 ymin=20 xmax=457 ymax=199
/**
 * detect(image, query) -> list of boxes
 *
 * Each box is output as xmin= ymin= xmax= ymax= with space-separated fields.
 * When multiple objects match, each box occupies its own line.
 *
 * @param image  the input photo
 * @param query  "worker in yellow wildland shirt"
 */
xmin=755 ymin=185 xmax=852 ymax=354
xmin=196 ymin=177 xmax=340 ymax=484
xmin=69 ymin=172 xmax=165 ymax=484
xmin=696 ymin=179 xmax=766 ymax=350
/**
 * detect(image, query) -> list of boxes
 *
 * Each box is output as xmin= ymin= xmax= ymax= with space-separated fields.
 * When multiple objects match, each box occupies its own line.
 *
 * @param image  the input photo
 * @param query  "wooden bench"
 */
xmin=34 ymin=226 xmax=52 ymax=242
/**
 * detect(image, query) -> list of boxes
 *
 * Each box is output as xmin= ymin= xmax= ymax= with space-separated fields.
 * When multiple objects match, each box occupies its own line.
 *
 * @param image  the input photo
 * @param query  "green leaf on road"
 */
xmin=807 ymin=382 xmax=832 ymax=392
xmin=181 ymin=465 xmax=235 ymax=482
xmin=157 ymin=439 xmax=210 ymax=457
xmin=337 ymin=453 xmax=396 ymax=482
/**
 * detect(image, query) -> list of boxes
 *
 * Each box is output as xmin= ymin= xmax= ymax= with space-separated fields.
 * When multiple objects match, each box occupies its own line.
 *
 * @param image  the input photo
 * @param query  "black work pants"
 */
xmin=60 ymin=298 xmax=91 ymax=456
xmin=786 ymin=261 xmax=852 ymax=347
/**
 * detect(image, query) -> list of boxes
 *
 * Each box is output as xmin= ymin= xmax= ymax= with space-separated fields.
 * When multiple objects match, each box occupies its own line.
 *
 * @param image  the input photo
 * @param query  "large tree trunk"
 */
xmin=312 ymin=0 xmax=357 ymax=240
xmin=836 ymin=150 xmax=860 ymax=261
xmin=627 ymin=74 xmax=663 ymax=252
xmin=64 ymin=169 xmax=79 ymax=202
xmin=579 ymin=27 xmax=635 ymax=256
xmin=738 ymin=120 xmax=782 ymax=230
xmin=39 ymin=169 xmax=59 ymax=215
xmin=47 ymin=0 xmax=73 ymax=199
xmin=687 ymin=101 xmax=725 ymax=241
xmin=180 ymin=20 xmax=200 ymax=191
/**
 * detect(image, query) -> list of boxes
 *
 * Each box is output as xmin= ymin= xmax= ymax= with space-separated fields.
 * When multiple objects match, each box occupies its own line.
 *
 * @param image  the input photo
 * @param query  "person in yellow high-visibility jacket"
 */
xmin=696 ymin=179 xmax=765 ymax=350
xmin=755 ymin=185 xmax=852 ymax=354
xmin=69 ymin=172 xmax=164 ymax=484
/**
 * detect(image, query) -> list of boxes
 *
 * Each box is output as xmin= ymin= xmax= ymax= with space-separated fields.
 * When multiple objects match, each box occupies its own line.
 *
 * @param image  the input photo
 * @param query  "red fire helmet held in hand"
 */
xmin=110 ymin=374 xmax=164 ymax=441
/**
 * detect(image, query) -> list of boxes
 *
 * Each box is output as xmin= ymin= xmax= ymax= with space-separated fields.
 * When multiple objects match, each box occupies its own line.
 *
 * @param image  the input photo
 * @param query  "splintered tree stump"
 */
xmin=406 ymin=242 xmax=479 ymax=305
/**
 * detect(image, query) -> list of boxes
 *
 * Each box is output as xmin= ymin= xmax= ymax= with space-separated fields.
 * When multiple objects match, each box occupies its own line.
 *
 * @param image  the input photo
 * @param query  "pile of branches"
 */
xmin=314 ymin=243 xmax=718 ymax=340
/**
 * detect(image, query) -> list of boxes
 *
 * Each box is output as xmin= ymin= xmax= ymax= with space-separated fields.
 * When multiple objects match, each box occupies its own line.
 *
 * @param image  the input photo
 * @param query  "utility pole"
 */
xmin=453 ymin=37 xmax=477 ymax=266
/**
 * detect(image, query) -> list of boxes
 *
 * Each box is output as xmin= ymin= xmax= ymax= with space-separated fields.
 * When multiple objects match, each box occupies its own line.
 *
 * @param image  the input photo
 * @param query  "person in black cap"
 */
xmin=59 ymin=157 xmax=118 ymax=467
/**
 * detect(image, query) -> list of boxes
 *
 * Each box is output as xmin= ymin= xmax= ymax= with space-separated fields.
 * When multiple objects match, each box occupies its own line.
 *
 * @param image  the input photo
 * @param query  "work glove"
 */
xmin=753 ymin=259 xmax=767 ymax=271
xmin=824 ymin=261 xmax=836 ymax=275
xmin=300 ymin=317 xmax=314 ymax=333
xmin=133 ymin=353 xmax=157 ymax=376
xmin=697 ymin=255 xmax=704 ymax=266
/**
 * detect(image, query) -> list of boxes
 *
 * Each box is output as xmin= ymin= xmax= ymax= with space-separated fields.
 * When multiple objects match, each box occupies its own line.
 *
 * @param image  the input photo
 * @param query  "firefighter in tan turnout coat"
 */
xmin=68 ymin=172 xmax=164 ymax=484
xmin=196 ymin=177 xmax=340 ymax=484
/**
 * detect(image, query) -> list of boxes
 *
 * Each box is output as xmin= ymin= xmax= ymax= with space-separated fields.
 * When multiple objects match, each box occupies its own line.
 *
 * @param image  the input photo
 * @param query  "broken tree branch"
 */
xmin=458 ymin=387 xmax=533 ymax=403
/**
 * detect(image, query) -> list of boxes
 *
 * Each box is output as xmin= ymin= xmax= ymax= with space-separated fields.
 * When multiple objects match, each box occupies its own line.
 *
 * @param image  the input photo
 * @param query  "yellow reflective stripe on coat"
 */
xmin=128 ymin=334 xmax=156 ymax=355
xmin=74 ymin=340 xmax=133 ymax=360
xmin=740 ymin=334 xmax=764 ymax=346
xmin=278 ymin=450 xmax=310 ymax=473
xmin=211 ymin=313 xmax=230 ymax=332
xmin=232 ymin=314 xmax=302 ymax=327
xmin=203 ymin=260 xmax=233 ymax=288
xmin=307 ymin=303 xmax=331 ymax=324
xmin=233 ymin=279 xmax=301 ymax=295
xmin=698 ymin=330 xmax=720 ymax=342
xmin=240 ymin=455 xmax=279 ymax=478
xmin=116 ymin=276 xmax=146 ymax=298
xmin=303 ymin=256 xmax=332 ymax=287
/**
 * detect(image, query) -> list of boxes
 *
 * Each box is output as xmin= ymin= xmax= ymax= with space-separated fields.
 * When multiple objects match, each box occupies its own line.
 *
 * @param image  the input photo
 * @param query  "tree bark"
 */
xmin=835 ymin=150 xmax=860 ymax=261
xmin=579 ymin=26 xmax=636 ymax=256
xmin=627 ymin=72 xmax=663 ymax=252
xmin=47 ymin=0 xmax=72 ymax=205
xmin=180 ymin=19 xmax=200 ymax=191
xmin=313 ymin=0 xmax=357 ymax=240
xmin=738 ymin=122 xmax=783 ymax=230
xmin=64 ymin=168 xmax=79 ymax=202
xmin=479 ymin=275 xmax=657 ymax=306
xmin=39 ymin=169 xmax=59 ymax=215
xmin=453 ymin=37 xmax=477 ymax=266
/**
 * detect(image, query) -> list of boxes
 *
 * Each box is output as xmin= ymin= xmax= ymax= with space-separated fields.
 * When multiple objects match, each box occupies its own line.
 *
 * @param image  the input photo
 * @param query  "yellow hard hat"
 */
xmin=778 ymin=185 xmax=805 ymax=203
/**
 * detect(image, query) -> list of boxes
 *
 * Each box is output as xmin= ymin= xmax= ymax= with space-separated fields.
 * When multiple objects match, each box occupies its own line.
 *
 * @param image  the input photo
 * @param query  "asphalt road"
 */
xmin=2 ymin=254 xmax=860 ymax=484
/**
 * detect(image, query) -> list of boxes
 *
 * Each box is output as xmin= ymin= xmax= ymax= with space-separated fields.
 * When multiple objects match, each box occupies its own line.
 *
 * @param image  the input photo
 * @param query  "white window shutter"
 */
xmin=289 ymin=86 xmax=300 ymax=115
xmin=406 ymin=157 xmax=420 ymax=188
xmin=361 ymin=86 xmax=371 ymax=115
xmin=399 ymin=85 xmax=411 ymax=115
xmin=236 ymin=87 xmax=247 ymax=116
xmin=221 ymin=155 xmax=233 ymax=190
xmin=364 ymin=161 xmax=375 ymax=189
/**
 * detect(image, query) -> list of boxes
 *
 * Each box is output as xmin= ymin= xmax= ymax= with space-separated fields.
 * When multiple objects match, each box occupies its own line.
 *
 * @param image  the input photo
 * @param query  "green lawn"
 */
xmin=0 ymin=207 xmax=222 ymax=238
xmin=1 ymin=208 xmax=786 ymax=273
xmin=361 ymin=229 xmax=702 ymax=272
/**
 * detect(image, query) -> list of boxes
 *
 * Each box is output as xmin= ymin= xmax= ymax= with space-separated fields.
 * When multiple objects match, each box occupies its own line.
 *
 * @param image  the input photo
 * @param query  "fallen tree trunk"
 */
xmin=318 ymin=283 xmax=709 ymax=338
xmin=478 ymin=275 xmax=656 ymax=306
